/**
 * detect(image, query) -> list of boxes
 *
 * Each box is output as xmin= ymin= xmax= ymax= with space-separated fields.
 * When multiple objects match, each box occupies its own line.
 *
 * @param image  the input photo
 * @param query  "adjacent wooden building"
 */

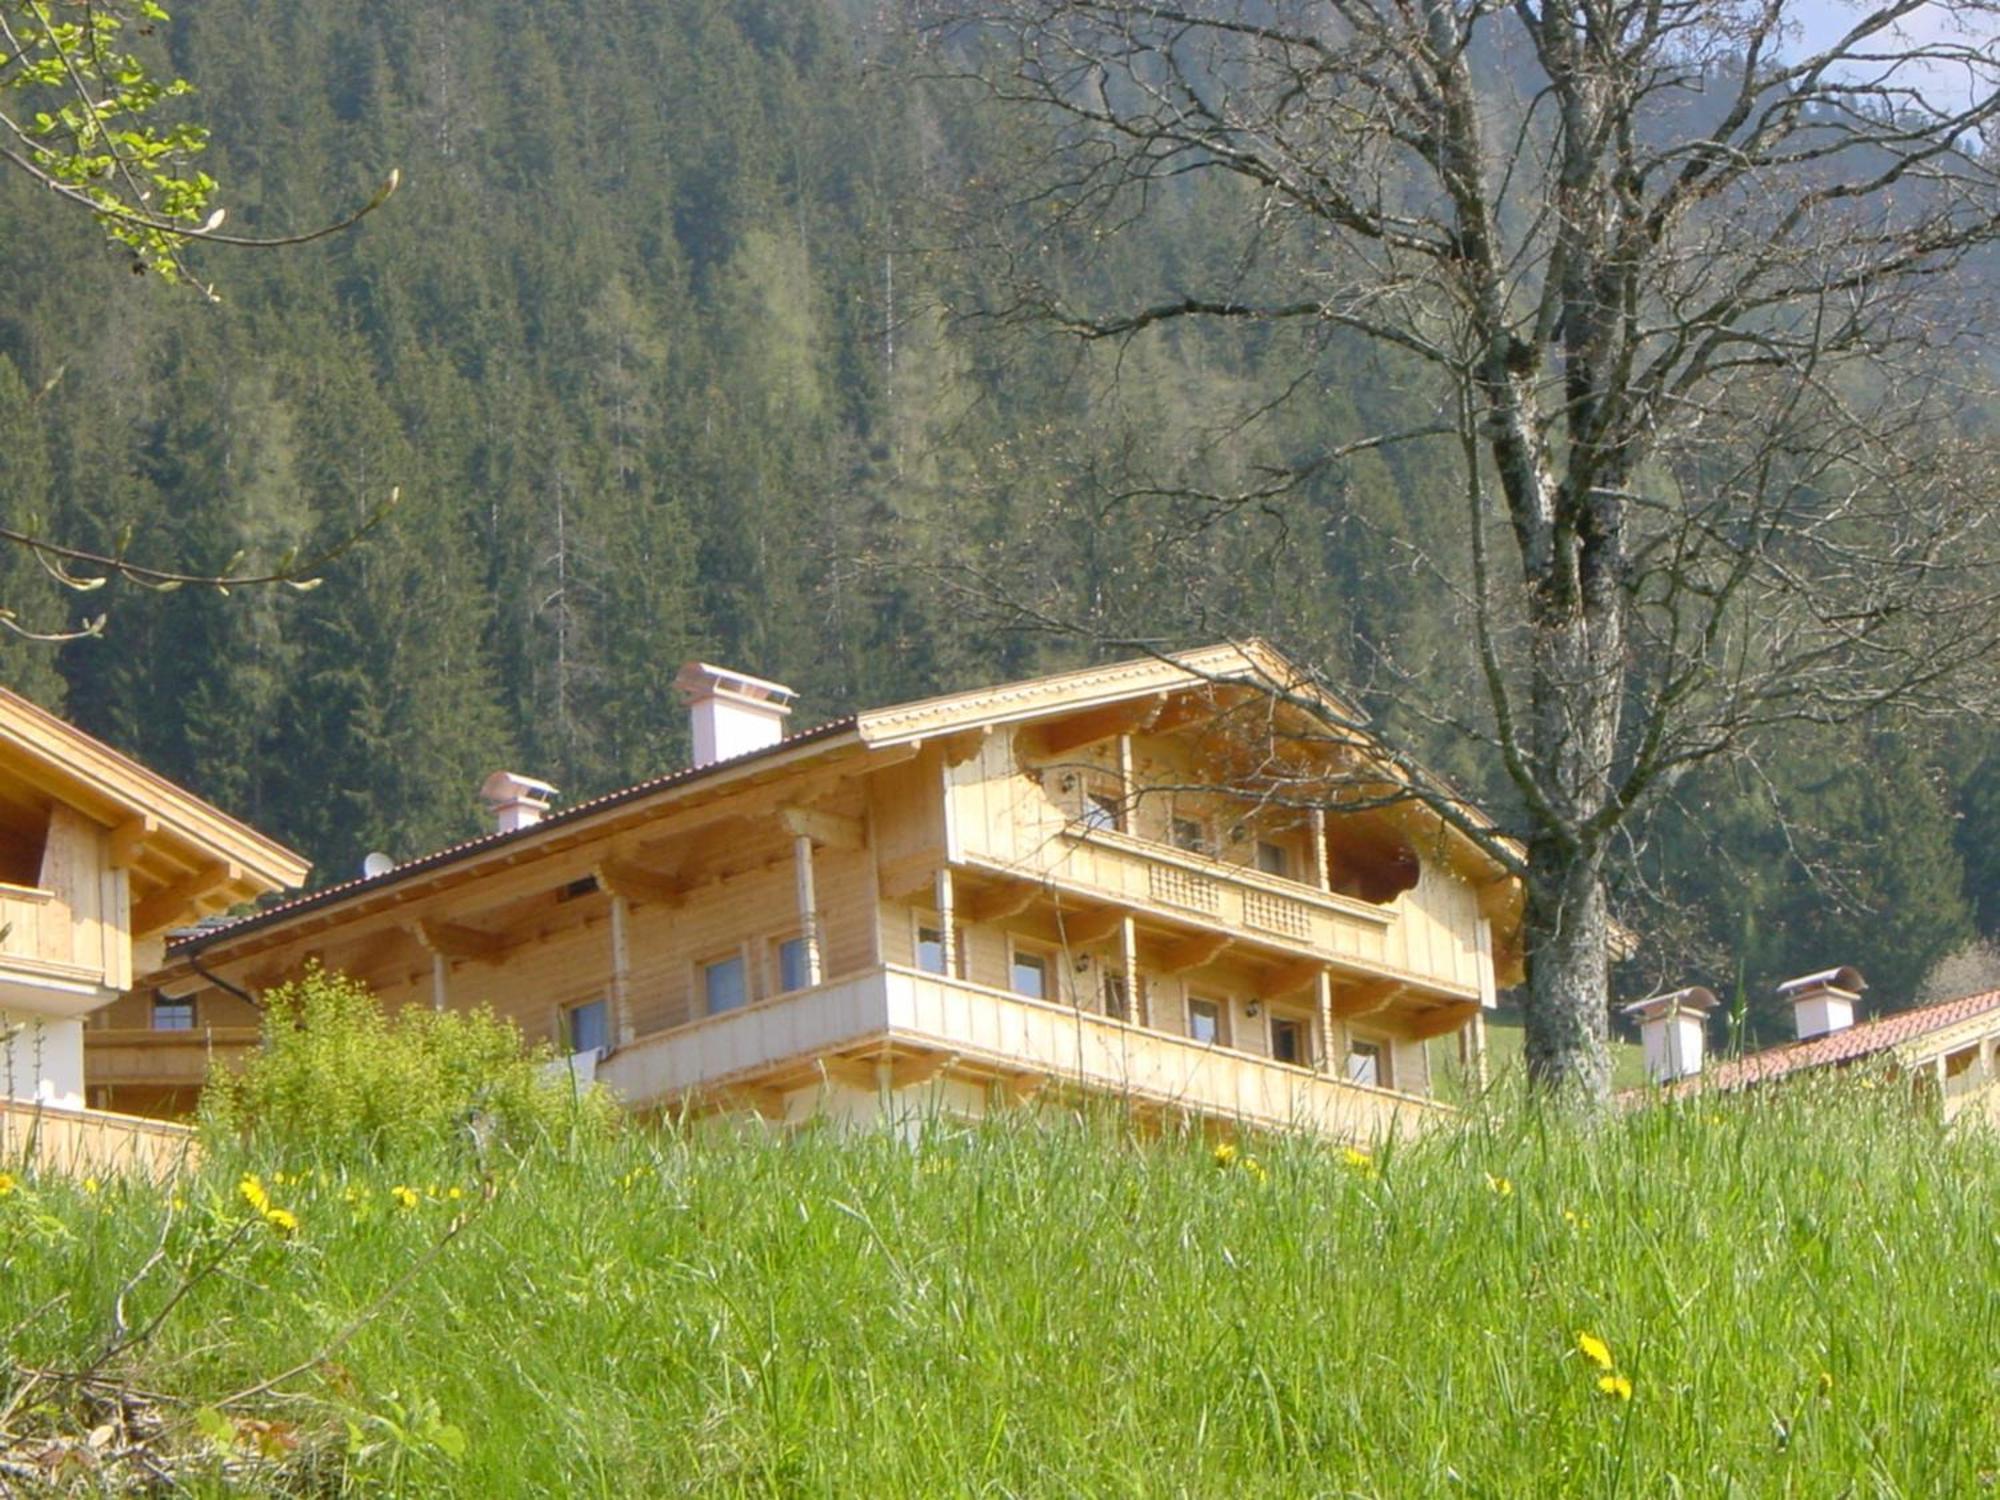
xmin=104 ymin=643 xmax=1523 ymax=1141
xmin=0 ymin=686 xmax=305 ymax=1174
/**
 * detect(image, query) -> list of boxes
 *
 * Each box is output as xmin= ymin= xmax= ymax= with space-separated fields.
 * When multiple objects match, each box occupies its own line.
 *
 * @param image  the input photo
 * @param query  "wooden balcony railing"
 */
xmin=959 ymin=824 xmax=1486 ymax=1001
xmin=598 ymin=965 xmax=1448 ymax=1142
xmin=84 ymin=1027 xmax=260 ymax=1088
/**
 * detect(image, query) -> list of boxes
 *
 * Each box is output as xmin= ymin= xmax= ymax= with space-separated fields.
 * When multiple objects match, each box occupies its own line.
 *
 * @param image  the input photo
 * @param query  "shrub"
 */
xmin=199 ymin=964 xmax=619 ymax=1159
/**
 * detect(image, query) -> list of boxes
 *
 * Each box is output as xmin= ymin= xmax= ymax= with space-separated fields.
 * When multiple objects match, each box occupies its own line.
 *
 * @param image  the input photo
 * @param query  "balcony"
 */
xmin=958 ymin=825 xmax=1487 ymax=1002
xmin=84 ymin=1026 xmax=260 ymax=1091
xmin=0 ymin=881 xmax=118 ymax=1017
xmin=598 ymin=965 xmax=1449 ymax=1143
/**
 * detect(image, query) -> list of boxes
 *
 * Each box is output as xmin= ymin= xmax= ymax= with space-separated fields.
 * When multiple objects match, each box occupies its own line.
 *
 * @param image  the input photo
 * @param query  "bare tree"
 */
xmin=917 ymin=0 xmax=2000 ymax=1097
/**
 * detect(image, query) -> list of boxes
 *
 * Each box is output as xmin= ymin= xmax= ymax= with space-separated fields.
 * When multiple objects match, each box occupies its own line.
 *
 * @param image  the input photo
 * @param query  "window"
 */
xmin=1011 ymin=948 xmax=1050 ymax=1001
xmin=1270 ymin=1016 xmax=1307 ymax=1066
xmin=1081 ymin=791 xmax=1123 ymax=832
xmin=1347 ymin=1038 xmax=1387 ymax=1089
xmin=1171 ymin=817 xmax=1212 ymax=857
xmin=703 ymin=954 xmax=748 ymax=1015
xmin=564 ymin=997 xmax=609 ymax=1055
xmin=1255 ymin=840 xmax=1291 ymax=879
xmin=776 ymin=936 xmax=813 ymax=993
xmin=151 ymin=995 xmax=195 ymax=1032
xmin=916 ymin=923 xmax=965 ymax=978
xmin=1103 ymin=972 xmax=1139 ymax=1022
xmin=1188 ymin=995 xmax=1224 ymax=1046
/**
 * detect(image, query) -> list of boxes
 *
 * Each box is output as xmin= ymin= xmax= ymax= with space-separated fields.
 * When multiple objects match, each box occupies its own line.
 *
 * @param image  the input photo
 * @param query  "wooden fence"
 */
xmin=0 ymin=1098 xmax=197 ymax=1182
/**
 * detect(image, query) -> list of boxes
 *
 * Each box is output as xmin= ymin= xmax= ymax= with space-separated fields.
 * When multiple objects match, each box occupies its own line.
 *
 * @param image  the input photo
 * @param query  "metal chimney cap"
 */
xmin=1621 ymin=986 xmax=1719 ymax=1021
xmin=479 ymin=770 xmax=559 ymax=807
xmin=1776 ymin=966 xmax=1867 ymax=1000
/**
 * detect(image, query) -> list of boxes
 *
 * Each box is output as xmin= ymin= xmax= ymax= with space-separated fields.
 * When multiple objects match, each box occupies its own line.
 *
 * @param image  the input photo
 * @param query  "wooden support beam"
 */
xmin=1409 ymin=1002 xmax=1480 ymax=1041
xmin=817 ymin=1055 xmax=882 ymax=1093
xmin=107 ymin=813 xmax=159 ymax=871
xmin=889 ymin=1051 xmax=957 ymax=1089
xmin=1332 ymin=979 xmax=1408 ymax=1018
xmin=968 ymin=882 xmax=1038 ymax=924
xmin=410 ymin=918 xmax=508 ymax=962
xmin=1054 ymin=905 xmax=1126 ymax=948
xmin=131 ymin=860 xmax=241 ymax=936
xmin=595 ymin=858 xmax=688 ymax=908
xmin=937 ymin=728 xmax=990 ymax=768
xmin=876 ymin=851 xmax=941 ymax=901
xmin=1026 ymin=695 xmax=1166 ymax=758
xmin=779 ymin=805 xmax=865 ymax=852
xmin=1159 ymin=930 xmax=1233 ymax=975
xmin=1263 ymin=959 xmax=1326 ymax=999
xmin=1003 ymin=1073 xmax=1048 ymax=1104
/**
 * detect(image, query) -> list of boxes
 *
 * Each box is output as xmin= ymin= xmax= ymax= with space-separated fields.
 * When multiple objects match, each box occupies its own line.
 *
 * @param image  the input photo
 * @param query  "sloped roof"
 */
xmin=168 ymin=639 xmax=1518 ymax=962
xmin=1688 ymin=988 xmax=2000 ymax=1091
xmin=0 ymin=687 xmax=307 ymax=924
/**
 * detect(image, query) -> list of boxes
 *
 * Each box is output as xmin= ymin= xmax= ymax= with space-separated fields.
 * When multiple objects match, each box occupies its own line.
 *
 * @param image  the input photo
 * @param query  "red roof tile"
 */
xmin=1689 ymin=987 xmax=2000 ymax=1091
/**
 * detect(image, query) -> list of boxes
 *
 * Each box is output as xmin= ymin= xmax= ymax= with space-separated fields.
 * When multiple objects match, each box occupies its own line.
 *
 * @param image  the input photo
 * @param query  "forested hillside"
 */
xmin=0 ymin=0 xmax=1991 ymax=1033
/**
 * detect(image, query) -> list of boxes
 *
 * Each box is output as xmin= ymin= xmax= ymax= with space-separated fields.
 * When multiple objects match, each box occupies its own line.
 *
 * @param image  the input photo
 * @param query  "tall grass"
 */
xmin=6 ymin=1076 xmax=1998 ymax=1495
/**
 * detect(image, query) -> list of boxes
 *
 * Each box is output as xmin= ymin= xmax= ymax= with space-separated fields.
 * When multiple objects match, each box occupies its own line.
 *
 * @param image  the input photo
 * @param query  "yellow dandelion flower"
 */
xmin=1484 ymin=1173 xmax=1512 ymax=1198
xmin=1562 ymin=1208 xmax=1593 ymax=1230
xmin=1576 ymin=1331 xmax=1615 ymax=1371
xmin=263 ymin=1206 xmax=299 ymax=1234
xmin=1817 ymin=1370 xmax=1834 ymax=1399
xmin=238 ymin=1174 xmax=270 ymax=1215
xmin=82 ymin=1177 xmax=101 ymax=1196
xmin=391 ymin=1185 xmax=420 ymax=1210
xmin=1243 ymin=1156 xmax=1269 ymax=1183
xmin=1212 ymin=1141 xmax=1239 ymax=1168
xmin=446 ymin=1185 xmax=465 ymax=1201
xmin=0 ymin=1171 xmax=16 ymax=1197
xmin=1597 ymin=1373 xmax=1633 ymax=1401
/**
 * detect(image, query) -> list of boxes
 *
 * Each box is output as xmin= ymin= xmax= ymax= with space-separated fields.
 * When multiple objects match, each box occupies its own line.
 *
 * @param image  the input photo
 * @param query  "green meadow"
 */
xmin=5 ymin=1075 xmax=1997 ymax=1495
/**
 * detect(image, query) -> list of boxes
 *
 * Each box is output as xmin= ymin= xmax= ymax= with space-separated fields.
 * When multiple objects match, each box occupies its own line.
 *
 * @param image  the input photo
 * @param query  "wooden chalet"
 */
xmin=0 ymin=687 xmax=306 ymax=1173
xmin=104 ymin=643 xmax=1524 ymax=1142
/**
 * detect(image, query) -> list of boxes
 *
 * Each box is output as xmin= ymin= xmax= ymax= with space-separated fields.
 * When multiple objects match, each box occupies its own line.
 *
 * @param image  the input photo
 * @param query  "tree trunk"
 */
xmin=1521 ymin=842 xmax=1613 ymax=1099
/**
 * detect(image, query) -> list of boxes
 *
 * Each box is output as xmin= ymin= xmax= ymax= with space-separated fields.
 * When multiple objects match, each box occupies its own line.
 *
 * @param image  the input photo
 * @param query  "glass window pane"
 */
xmin=1346 ymin=1042 xmax=1381 ymax=1087
xmin=705 ymin=955 xmax=748 ymax=1015
xmin=1272 ymin=1018 xmax=1303 ymax=1065
xmin=567 ymin=998 xmax=609 ymax=1054
xmin=1172 ymin=818 xmax=1209 ymax=855
xmin=1256 ymin=840 xmax=1289 ymax=878
xmin=917 ymin=926 xmax=946 ymax=975
xmin=152 ymin=997 xmax=195 ymax=1032
xmin=1011 ymin=952 xmax=1047 ymax=1000
xmin=778 ymin=937 xmax=811 ymax=993
xmin=1189 ymin=998 xmax=1221 ymax=1045
xmin=1082 ymin=794 xmax=1121 ymax=832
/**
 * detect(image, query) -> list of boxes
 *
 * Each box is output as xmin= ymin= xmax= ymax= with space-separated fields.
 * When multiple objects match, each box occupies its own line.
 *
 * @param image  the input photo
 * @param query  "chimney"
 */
xmin=480 ymin=770 xmax=559 ymax=834
xmin=1622 ymin=986 xmax=1719 ymax=1084
xmin=1778 ymin=966 xmax=1867 ymax=1041
xmin=674 ymin=662 xmax=798 ymax=768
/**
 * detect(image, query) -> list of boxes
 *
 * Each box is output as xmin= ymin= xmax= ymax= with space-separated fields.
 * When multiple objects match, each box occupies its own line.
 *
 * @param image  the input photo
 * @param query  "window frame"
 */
xmin=1102 ymin=969 xmax=1142 ymax=1023
xmin=1186 ymin=993 xmax=1227 ymax=1047
xmin=562 ymin=995 xmax=611 ymax=1056
xmin=771 ymin=931 xmax=814 ymax=995
xmin=1346 ymin=1035 xmax=1390 ymax=1090
xmin=1254 ymin=838 xmax=1293 ymax=880
xmin=1269 ymin=1012 xmax=1310 ymax=1068
xmin=699 ymin=948 xmax=752 ymax=1017
xmin=911 ymin=912 xmax=966 ymax=979
xmin=1008 ymin=939 xmax=1056 ymax=1003
xmin=1170 ymin=814 xmax=1214 ymax=859
xmin=150 ymin=994 xmax=196 ymax=1032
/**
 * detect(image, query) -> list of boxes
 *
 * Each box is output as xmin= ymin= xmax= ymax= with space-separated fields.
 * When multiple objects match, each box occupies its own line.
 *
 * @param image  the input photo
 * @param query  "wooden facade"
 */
xmin=0 ymin=687 xmax=304 ymax=1174
xmin=109 ymin=644 xmax=1523 ymax=1143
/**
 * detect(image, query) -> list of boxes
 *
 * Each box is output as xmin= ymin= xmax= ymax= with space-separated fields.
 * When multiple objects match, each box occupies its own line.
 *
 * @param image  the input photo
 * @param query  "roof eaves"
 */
xmin=168 ymin=716 xmax=861 ymax=955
